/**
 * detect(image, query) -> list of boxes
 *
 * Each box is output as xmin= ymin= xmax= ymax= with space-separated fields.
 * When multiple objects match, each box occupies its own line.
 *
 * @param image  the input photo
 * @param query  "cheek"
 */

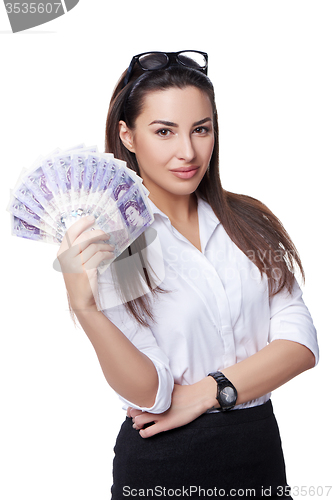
xmin=135 ymin=139 xmax=170 ymax=169
xmin=195 ymin=139 xmax=214 ymax=166
xmin=207 ymin=138 xmax=215 ymax=163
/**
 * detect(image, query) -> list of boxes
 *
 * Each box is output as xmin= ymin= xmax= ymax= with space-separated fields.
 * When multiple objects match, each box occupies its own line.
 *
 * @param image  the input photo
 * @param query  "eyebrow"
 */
xmin=148 ymin=117 xmax=212 ymax=127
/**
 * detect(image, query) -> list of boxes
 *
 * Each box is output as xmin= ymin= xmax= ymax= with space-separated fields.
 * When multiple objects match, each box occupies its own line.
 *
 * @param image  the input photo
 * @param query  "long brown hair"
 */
xmin=105 ymin=62 xmax=303 ymax=326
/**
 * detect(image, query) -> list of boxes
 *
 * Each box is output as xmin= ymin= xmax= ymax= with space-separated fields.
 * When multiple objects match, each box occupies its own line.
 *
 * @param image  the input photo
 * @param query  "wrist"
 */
xmin=74 ymin=307 xmax=100 ymax=319
xmin=195 ymin=376 xmax=221 ymax=413
xmin=69 ymin=299 xmax=99 ymax=315
xmin=66 ymin=289 xmax=99 ymax=314
xmin=208 ymin=371 xmax=238 ymax=410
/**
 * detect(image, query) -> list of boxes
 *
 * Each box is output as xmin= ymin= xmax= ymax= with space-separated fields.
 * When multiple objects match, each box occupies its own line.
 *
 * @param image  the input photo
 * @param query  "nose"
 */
xmin=176 ymin=133 xmax=196 ymax=162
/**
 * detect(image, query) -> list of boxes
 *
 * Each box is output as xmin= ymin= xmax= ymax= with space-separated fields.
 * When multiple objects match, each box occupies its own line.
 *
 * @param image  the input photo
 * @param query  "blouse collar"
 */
xmin=147 ymin=193 xmax=220 ymax=253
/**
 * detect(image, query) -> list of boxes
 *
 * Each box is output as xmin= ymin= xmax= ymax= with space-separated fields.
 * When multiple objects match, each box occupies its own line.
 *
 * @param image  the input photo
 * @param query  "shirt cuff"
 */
xmin=269 ymin=324 xmax=319 ymax=366
xmin=119 ymin=357 xmax=174 ymax=414
xmin=269 ymin=282 xmax=319 ymax=366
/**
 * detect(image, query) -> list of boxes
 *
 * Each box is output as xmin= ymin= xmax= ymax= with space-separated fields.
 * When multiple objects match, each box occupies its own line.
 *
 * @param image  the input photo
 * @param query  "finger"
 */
xmin=139 ymin=420 xmax=169 ymax=438
xmin=133 ymin=420 xmax=155 ymax=431
xmin=80 ymin=242 xmax=114 ymax=266
xmin=132 ymin=419 xmax=145 ymax=430
xmin=58 ymin=231 xmax=112 ymax=263
xmin=133 ymin=412 xmax=156 ymax=429
xmin=75 ymin=228 xmax=110 ymax=246
xmin=129 ymin=408 xmax=144 ymax=418
xmin=57 ymin=238 xmax=114 ymax=273
xmin=62 ymin=216 xmax=96 ymax=247
xmin=67 ymin=230 xmax=111 ymax=256
xmin=83 ymin=249 xmax=115 ymax=271
xmin=129 ymin=409 xmax=144 ymax=428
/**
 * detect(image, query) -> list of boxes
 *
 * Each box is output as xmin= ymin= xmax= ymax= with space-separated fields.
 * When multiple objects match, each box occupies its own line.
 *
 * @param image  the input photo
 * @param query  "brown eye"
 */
xmin=193 ymin=126 xmax=209 ymax=134
xmin=156 ymin=129 xmax=171 ymax=137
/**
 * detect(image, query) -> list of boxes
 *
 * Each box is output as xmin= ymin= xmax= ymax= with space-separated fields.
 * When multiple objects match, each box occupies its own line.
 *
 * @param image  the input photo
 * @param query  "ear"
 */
xmin=119 ymin=120 xmax=136 ymax=153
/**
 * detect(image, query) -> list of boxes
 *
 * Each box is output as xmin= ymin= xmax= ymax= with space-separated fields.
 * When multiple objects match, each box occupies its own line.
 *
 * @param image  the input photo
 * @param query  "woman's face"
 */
xmin=125 ymin=205 xmax=142 ymax=226
xmin=119 ymin=86 xmax=215 ymax=201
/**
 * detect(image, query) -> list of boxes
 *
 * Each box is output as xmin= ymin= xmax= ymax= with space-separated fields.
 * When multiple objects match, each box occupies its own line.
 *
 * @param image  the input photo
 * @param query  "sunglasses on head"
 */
xmin=122 ymin=50 xmax=208 ymax=88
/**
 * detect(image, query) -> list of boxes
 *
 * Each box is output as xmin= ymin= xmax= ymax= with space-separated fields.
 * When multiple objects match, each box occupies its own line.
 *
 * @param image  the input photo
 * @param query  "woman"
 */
xmin=57 ymin=51 xmax=319 ymax=499
xmin=123 ymin=200 xmax=145 ymax=230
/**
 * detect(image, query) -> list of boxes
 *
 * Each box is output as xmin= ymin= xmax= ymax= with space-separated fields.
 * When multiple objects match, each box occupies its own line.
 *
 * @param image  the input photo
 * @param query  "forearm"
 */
xmin=74 ymin=305 xmax=159 ymax=408
xmin=57 ymin=218 xmax=159 ymax=408
xmin=203 ymin=339 xmax=316 ymax=410
xmin=130 ymin=339 xmax=316 ymax=438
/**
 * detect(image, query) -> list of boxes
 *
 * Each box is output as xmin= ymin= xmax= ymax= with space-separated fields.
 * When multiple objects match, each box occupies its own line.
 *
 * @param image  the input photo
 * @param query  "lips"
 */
xmin=170 ymin=166 xmax=199 ymax=172
xmin=170 ymin=166 xmax=200 ymax=179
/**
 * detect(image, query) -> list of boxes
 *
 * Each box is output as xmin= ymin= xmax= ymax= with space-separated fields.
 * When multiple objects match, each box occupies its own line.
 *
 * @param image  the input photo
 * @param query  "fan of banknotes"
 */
xmin=8 ymin=143 xmax=154 ymax=271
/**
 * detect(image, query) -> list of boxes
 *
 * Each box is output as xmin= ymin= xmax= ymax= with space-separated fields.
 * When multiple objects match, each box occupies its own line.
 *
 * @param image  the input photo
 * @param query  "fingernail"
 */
xmin=87 ymin=215 xmax=95 ymax=221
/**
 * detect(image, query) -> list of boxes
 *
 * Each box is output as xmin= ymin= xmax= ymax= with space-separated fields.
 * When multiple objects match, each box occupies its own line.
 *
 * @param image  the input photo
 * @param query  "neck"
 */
xmin=149 ymin=191 xmax=198 ymax=224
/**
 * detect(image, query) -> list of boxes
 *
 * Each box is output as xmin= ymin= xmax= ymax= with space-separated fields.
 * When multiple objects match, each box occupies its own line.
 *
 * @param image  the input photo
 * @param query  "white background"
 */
xmin=0 ymin=1 xmax=332 ymax=499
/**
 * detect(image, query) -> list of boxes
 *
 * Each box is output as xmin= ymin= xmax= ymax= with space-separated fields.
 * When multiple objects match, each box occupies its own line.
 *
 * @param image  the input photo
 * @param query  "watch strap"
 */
xmin=208 ymin=371 xmax=238 ymax=411
xmin=208 ymin=371 xmax=231 ymax=387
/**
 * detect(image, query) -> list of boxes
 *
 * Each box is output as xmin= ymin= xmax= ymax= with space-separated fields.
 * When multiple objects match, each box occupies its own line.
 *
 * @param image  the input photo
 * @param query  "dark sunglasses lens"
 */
xmin=178 ymin=51 xmax=207 ymax=69
xmin=138 ymin=53 xmax=169 ymax=70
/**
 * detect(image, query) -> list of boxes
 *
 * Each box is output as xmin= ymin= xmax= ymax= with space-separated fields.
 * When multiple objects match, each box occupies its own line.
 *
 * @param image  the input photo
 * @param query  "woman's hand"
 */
xmin=56 ymin=216 xmax=114 ymax=311
xmin=127 ymin=377 xmax=217 ymax=438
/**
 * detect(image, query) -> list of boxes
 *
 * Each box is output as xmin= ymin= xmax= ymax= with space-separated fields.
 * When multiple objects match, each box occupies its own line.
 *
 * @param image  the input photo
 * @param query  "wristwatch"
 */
xmin=208 ymin=372 xmax=238 ymax=411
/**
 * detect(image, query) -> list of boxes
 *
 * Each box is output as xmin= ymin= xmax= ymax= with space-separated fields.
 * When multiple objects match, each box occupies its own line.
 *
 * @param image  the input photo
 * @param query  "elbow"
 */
xmin=275 ymin=340 xmax=317 ymax=378
xmin=296 ymin=343 xmax=316 ymax=373
xmin=140 ymin=383 xmax=160 ymax=409
xmin=117 ymin=364 xmax=173 ymax=414
xmin=306 ymin=351 xmax=316 ymax=370
xmin=132 ymin=370 xmax=173 ymax=414
xmin=124 ymin=374 xmax=160 ymax=410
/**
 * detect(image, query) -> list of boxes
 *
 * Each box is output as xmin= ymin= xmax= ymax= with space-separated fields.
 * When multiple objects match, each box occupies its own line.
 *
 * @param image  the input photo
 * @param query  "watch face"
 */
xmin=220 ymin=386 xmax=236 ymax=405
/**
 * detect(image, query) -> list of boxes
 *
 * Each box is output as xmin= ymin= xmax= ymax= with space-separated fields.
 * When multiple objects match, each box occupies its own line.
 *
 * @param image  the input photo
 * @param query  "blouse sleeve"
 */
xmin=268 ymin=279 xmax=319 ymax=365
xmin=101 ymin=303 xmax=174 ymax=414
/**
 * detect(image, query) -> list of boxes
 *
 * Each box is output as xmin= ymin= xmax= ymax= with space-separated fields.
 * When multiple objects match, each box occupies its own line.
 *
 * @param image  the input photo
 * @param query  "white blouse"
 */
xmin=97 ymin=196 xmax=319 ymax=414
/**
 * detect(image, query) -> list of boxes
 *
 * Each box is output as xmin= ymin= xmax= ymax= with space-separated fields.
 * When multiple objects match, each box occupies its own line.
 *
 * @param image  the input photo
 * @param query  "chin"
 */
xmin=168 ymin=184 xmax=199 ymax=197
xmin=174 ymin=178 xmax=204 ymax=195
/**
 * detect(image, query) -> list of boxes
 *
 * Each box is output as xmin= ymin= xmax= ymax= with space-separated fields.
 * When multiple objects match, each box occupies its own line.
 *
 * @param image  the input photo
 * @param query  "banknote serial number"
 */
xmin=5 ymin=3 xmax=62 ymax=14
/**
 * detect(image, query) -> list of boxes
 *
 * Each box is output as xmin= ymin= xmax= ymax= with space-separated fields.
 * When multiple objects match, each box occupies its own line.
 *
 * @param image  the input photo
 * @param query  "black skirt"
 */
xmin=111 ymin=400 xmax=292 ymax=499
